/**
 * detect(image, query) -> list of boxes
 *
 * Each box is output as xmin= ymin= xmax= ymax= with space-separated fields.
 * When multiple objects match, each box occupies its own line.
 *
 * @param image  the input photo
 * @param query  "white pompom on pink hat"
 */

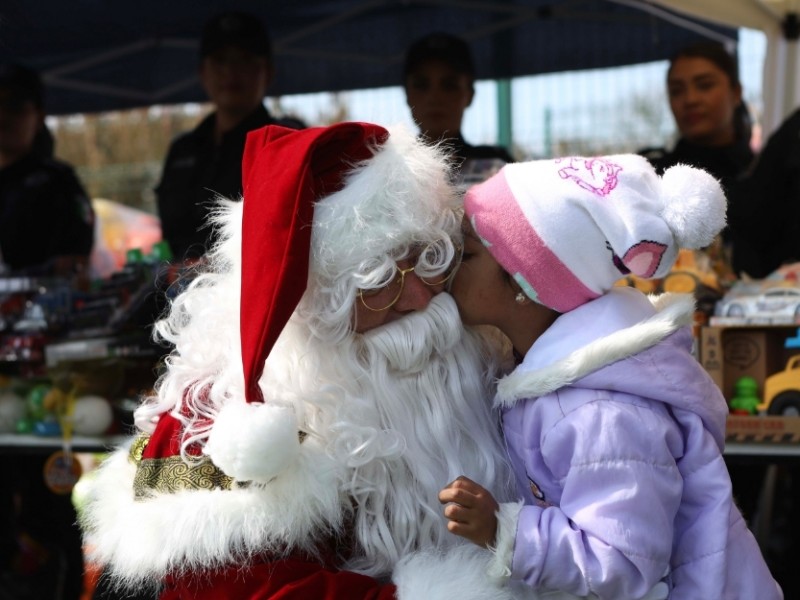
xmin=464 ymin=154 xmax=726 ymax=313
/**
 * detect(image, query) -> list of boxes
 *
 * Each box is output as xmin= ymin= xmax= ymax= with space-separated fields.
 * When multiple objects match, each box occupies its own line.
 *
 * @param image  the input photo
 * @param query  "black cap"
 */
xmin=0 ymin=63 xmax=44 ymax=110
xmin=404 ymin=32 xmax=475 ymax=79
xmin=200 ymin=12 xmax=272 ymax=60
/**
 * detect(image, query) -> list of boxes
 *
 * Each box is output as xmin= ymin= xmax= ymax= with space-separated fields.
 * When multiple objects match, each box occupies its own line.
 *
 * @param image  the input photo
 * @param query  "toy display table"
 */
xmin=0 ymin=433 xmax=127 ymax=454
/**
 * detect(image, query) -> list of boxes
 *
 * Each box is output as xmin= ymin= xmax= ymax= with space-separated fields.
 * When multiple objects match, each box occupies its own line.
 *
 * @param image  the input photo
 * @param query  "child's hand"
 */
xmin=438 ymin=476 xmax=499 ymax=548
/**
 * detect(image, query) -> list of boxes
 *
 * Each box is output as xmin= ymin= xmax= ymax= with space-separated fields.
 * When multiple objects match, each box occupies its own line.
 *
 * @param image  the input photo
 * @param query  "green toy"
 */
xmin=25 ymin=383 xmax=51 ymax=421
xmin=729 ymin=376 xmax=760 ymax=415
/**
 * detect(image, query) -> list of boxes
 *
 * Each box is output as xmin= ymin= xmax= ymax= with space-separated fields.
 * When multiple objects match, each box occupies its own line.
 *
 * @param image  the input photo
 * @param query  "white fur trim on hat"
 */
xmin=203 ymin=401 xmax=300 ymax=482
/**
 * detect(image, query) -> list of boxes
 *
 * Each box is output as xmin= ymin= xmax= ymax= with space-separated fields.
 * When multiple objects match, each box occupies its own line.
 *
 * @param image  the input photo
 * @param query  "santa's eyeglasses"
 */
xmin=357 ymin=243 xmax=463 ymax=312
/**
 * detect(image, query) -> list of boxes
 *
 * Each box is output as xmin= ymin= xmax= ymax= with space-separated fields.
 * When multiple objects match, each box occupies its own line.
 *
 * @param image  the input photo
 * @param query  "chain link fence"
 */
xmin=52 ymin=29 xmax=767 ymax=214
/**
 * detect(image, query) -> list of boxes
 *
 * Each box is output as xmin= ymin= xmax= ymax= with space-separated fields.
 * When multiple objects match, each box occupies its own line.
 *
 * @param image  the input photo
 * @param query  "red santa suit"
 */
xmin=81 ymin=123 xmax=529 ymax=600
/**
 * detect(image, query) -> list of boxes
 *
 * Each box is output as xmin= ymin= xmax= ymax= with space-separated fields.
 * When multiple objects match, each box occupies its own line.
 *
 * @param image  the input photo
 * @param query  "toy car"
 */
xmin=716 ymin=286 xmax=800 ymax=321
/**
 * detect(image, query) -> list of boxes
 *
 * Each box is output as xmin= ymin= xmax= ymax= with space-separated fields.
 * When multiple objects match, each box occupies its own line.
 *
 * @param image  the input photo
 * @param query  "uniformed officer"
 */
xmin=0 ymin=63 xmax=94 ymax=276
xmin=155 ymin=11 xmax=303 ymax=262
xmin=402 ymin=32 xmax=514 ymax=186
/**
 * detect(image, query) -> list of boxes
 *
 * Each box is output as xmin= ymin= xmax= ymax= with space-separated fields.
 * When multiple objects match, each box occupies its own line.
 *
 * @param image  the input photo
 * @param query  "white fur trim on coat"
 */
xmin=394 ymin=545 xmax=528 ymax=600
xmin=394 ymin=544 xmax=613 ymax=600
xmin=82 ymin=434 xmax=345 ymax=587
xmin=496 ymin=293 xmax=694 ymax=407
xmin=489 ymin=501 xmax=524 ymax=580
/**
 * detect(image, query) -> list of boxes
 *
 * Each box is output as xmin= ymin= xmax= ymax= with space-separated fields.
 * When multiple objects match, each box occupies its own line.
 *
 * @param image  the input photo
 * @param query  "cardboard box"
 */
xmin=726 ymin=415 xmax=800 ymax=443
xmin=699 ymin=325 xmax=798 ymax=400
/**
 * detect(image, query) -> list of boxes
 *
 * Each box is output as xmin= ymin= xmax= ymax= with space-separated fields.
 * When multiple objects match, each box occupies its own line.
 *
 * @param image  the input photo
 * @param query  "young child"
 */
xmin=439 ymin=155 xmax=782 ymax=599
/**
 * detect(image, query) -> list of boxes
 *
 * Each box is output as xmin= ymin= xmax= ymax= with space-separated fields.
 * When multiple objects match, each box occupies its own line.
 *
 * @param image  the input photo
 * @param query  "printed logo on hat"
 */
xmin=557 ymin=157 xmax=621 ymax=196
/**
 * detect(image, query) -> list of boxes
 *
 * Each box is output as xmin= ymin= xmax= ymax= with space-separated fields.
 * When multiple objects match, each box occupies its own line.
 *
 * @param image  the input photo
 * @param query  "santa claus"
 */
xmin=81 ymin=122 xmax=528 ymax=599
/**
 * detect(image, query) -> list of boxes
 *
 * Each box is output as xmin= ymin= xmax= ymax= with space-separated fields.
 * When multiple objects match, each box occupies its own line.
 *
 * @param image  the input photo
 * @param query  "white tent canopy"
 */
xmin=651 ymin=0 xmax=800 ymax=135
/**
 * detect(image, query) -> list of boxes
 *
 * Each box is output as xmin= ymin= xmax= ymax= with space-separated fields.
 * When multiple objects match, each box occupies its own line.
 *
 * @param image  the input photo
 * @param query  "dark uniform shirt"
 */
xmin=0 ymin=153 xmax=94 ymax=273
xmin=155 ymin=104 xmax=300 ymax=261
xmin=728 ymin=108 xmax=800 ymax=277
xmin=642 ymin=137 xmax=753 ymax=196
xmin=443 ymin=133 xmax=514 ymax=165
xmin=438 ymin=133 xmax=514 ymax=188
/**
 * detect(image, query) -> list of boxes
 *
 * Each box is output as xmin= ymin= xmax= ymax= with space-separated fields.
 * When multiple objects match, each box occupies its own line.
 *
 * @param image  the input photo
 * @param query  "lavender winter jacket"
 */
xmin=490 ymin=287 xmax=781 ymax=600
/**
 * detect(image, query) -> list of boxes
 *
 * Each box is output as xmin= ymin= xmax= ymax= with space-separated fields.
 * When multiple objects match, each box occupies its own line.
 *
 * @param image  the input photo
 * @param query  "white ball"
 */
xmin=660 ymin=164 xmax=726 ymax=249
xmin=72 ymin=395 xmax=114 ymax=436
xmin=204 ymin=402 xmax=300 ymax=482
xmin=0 ymin=392 xmax=26 ymax=433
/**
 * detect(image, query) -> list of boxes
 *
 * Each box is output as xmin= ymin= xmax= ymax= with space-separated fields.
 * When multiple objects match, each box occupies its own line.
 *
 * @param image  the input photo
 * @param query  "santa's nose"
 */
xmin=394 ymin=272 xmax=439 ymax=312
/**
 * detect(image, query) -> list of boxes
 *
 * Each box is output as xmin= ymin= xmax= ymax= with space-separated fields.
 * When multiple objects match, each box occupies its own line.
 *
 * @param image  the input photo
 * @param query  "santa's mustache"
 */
xmin=359 ymin=293 xmax=463 ymax=372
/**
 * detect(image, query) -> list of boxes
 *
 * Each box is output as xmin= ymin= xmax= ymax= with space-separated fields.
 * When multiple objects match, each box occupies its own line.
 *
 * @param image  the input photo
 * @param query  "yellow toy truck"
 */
xmin=762 ymin=355 xmax=800 ymax=416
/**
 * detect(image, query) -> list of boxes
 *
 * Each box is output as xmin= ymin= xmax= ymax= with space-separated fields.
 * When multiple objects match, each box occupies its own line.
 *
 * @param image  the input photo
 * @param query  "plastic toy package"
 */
xmin=0 ymin=248 xmax=191 ymax=436
xmin=713 ymin=261 xmax=800 ymax=326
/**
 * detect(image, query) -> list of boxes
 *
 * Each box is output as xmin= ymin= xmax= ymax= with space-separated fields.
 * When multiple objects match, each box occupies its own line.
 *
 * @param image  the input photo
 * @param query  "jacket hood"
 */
xmin=496 ymin=287 xmax=728 ymax=445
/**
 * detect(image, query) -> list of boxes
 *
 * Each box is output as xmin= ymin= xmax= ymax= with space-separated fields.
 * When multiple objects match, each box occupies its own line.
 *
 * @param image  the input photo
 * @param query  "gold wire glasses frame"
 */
xmin=357 ymin=244 xmax=463 ymax=312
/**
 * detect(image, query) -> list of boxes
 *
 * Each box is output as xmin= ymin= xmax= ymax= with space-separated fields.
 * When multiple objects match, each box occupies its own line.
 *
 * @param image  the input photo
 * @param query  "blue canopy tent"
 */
xmin=1 ymin=0 xmax=735 ymax=119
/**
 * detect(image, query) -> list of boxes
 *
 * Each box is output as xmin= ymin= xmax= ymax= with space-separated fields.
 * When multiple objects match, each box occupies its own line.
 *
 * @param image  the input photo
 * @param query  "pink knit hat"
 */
xmin=464 ymin=154 xmax=726 ymax=313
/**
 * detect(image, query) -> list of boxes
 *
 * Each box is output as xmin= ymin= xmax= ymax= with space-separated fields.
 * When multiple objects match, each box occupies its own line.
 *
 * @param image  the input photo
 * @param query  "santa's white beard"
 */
xmin=265 ymin=293 xmax=516 ymax=577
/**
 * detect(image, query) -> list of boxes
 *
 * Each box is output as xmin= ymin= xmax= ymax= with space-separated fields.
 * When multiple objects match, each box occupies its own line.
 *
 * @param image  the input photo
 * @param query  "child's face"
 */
xmin=449 ymin=216 xmax=513 ymax=327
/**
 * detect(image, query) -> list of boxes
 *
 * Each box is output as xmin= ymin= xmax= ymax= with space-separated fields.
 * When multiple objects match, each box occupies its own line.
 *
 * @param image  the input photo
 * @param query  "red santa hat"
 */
xmin=237 ymin=122 xmax=389 ymax=405
xmin=141 ymin=122 xmax=394 ymax=483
